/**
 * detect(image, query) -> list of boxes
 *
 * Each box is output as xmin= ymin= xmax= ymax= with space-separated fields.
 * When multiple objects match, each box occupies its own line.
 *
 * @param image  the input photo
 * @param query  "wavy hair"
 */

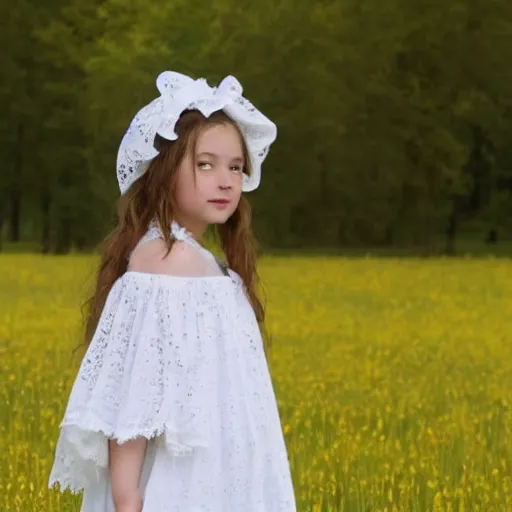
xmin=76 ymin=110 xmax=271 ymax=358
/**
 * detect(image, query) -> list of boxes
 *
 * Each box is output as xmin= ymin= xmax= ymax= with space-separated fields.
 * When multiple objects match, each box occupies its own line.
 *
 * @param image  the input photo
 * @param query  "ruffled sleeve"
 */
xmin=48 ymin=271 xmax=223 ymax=493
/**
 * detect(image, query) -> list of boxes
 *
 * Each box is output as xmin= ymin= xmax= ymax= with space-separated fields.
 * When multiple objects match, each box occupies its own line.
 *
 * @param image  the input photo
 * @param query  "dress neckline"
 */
xmin=169 ymin=219 xmax=218 ymax=265
xmin=170 ymin=220 xmax=207 ymax=254
xmin=148 ymin=217 xmax=229 ymax=276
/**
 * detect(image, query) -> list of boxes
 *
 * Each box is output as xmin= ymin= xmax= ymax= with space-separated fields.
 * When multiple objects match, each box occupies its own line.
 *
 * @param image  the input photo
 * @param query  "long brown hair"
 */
xmin=76 ymin=109 xmax=271 ymax=357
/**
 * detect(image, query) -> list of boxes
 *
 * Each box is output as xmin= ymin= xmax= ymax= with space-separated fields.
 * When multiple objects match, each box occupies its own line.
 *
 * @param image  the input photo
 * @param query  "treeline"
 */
xmin=2 ymin=0 xmax=512 ymax=253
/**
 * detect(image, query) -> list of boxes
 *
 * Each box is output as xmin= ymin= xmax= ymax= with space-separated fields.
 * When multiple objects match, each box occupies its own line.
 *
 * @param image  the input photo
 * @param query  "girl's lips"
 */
xmin=209 ymin=200 xmax=230 ymax=209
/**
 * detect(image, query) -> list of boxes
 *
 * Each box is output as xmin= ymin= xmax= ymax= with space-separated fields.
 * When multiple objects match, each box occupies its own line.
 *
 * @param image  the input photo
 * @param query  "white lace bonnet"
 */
xmin=116 ymin=71 xmax=278 ymax=195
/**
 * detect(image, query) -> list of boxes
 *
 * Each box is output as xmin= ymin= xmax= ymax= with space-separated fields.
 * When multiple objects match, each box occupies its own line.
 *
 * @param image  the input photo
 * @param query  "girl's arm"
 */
xmin=108 ymin=437 xmax=147 ymax=512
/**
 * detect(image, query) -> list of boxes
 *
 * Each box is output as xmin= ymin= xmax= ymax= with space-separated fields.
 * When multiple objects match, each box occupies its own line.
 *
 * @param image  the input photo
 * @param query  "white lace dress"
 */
xmin=48 ymin=219 xmax=296 ymax=512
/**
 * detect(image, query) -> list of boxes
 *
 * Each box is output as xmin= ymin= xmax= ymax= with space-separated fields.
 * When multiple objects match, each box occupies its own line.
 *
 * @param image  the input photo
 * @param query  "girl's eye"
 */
xmin=197 ymin=162 xmax=242 ymax=172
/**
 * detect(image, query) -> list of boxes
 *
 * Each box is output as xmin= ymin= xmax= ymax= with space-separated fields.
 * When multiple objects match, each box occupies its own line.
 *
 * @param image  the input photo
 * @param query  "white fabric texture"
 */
xmin=116 ymin=71 xmax=278 ymax=195
xmin=48 ymin=220 xmax=296 ymax=511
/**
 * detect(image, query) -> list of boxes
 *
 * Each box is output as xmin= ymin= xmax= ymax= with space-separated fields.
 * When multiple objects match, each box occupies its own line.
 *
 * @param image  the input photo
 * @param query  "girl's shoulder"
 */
xmin=121 ymin=243 xmax=240 ymax=290
xmin=124 ymin=219 xmax=242 ymax=287
xmin=128 ymin=237 xmax=220 ymax=277
xmin=128 ymin=227 xmax=227 ymax=280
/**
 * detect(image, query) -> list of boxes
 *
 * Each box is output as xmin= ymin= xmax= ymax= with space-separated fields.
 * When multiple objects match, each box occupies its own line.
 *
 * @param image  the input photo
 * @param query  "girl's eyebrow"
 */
xmin=197 ymin=151 xmax=244 ymax=163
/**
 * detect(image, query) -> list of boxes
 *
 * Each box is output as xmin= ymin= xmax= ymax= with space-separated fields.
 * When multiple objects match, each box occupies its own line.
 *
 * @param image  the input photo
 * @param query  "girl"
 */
xmin=48 ymin=71 xmax=297 ymax=511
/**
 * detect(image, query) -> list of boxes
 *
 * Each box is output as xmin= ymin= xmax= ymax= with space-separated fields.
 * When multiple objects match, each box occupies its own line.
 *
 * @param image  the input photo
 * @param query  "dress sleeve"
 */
xmin=48 ymin=272 xmax=220 ymax=493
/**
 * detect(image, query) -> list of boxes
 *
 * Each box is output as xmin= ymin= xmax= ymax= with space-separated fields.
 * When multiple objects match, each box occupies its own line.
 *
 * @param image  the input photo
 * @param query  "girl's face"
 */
xmin=173 ymin=122 xmax=245 ymax=240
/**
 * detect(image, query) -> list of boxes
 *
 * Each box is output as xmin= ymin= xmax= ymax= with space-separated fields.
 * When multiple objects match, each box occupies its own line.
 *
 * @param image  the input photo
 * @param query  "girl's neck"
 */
xmin=172 ymin=215 xmax=207 ymax=242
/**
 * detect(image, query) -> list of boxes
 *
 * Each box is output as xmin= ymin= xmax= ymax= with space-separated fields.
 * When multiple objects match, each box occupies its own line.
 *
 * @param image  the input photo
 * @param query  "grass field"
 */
xmin=0 ymin=253 xmax=511 ymax=511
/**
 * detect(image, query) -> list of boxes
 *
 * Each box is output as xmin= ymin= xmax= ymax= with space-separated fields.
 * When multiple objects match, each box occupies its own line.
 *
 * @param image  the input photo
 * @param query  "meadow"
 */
xmin=0 ymin=253 xmax=511 ymax=511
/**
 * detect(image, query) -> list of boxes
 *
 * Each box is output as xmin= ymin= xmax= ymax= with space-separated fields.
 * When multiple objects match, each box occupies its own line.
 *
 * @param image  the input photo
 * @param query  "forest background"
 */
xmin=2 ymin=0 xmax=512 ymax=256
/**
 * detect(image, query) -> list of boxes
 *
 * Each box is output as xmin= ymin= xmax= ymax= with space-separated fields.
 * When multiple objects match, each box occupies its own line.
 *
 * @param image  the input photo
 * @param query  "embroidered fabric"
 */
xmin=48 ymin=220 xmax=297 ymax=511
xmin=47 ymin=273 xmax=225 ymax=493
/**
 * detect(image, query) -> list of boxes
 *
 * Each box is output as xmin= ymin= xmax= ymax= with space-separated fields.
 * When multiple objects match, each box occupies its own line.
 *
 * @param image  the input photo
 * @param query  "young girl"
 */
xmin=48 ymin=70 xmax=296 ymax=511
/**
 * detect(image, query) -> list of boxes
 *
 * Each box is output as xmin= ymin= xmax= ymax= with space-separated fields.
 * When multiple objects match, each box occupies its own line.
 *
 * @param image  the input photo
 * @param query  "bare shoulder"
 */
xmin=128 ymin=238 xmax=219 ymax=277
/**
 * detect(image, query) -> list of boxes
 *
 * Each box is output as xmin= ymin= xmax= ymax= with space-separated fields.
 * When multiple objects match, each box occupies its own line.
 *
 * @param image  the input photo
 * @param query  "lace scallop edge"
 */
xmin=48 ymin=421 xmax=209 ymax=493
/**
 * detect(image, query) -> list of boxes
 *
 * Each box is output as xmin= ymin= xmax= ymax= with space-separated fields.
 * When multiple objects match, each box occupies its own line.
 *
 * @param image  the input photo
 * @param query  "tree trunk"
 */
xmin=9 ymin=122 xmax=24 ymax=243
xmin=55 ymin=218 xmax=71 ymax=254
xmin=41 ymin=188 xmax=51 ymax=254
xmin=445 ymin=206 xmax=457 ymax=255
xmin=0 ymin=196 xmax=7 ymax=252
xmin=55 ymin=165 xmax=72 ymax=253
xmin=9 ymin=190 xmax=21 ymax=242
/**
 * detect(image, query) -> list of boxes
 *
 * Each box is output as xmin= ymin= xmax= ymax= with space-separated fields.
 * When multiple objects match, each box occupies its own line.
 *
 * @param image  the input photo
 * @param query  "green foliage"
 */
xmin=1 ymin=0 xmax=512 ymax=251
